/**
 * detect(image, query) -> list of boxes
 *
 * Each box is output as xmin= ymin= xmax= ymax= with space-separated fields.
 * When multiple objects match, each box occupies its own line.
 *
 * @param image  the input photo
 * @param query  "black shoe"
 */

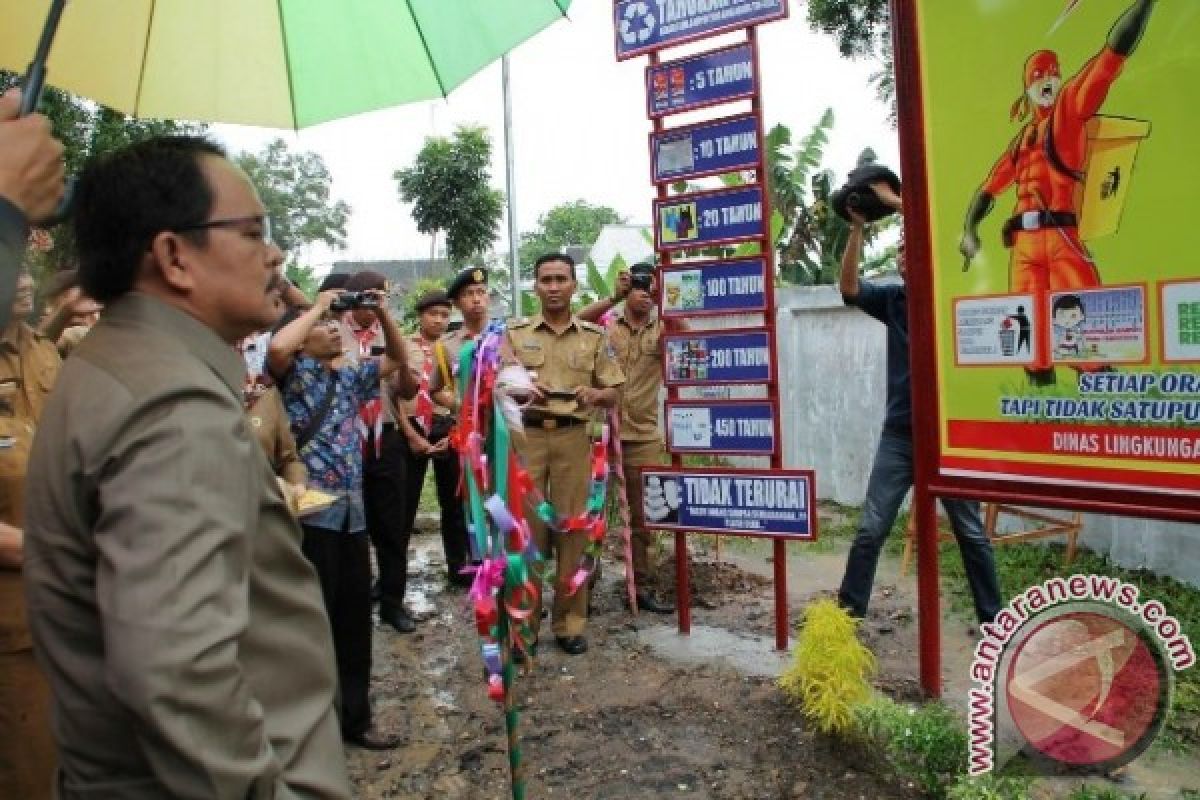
xmin=635 ymin=592 xmax=675 ymax=614
xmin=345 ymin=725 xmax=402 ymax=750
xmin=380 ymin=606 xmax=416 ymax=634
xmin=447 ymin=570 xmax=474 ymax=589
xmin=555 ymin=635 xmax=588 ymax=655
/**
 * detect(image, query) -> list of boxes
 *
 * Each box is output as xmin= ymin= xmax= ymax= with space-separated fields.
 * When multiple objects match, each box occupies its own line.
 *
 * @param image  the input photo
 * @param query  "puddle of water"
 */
xmin=638 ymin=622 xmax=790 ymax=677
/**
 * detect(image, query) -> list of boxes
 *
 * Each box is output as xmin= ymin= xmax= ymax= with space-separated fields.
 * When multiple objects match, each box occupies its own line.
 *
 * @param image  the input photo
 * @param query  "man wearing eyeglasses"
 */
xmin=22 ymin=136 xmax=352 ymax=798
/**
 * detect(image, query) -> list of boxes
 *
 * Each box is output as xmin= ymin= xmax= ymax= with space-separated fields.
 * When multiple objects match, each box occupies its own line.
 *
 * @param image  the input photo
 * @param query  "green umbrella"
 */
xmin=0 ymin=0 xmax=573 ymax=129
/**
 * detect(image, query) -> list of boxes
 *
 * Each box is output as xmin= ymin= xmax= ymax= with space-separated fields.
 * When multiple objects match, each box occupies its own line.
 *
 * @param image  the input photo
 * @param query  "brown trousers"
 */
xmin=620 ymin=438 xmax=668 ymax=582
xmin=521 ymin=424 xmax=592 ymax=637
xmin=0 ymin=646 xmax=56 ymax=800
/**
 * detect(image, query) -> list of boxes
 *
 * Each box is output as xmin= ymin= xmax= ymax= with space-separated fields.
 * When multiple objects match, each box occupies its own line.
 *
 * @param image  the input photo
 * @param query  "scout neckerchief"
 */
xmin=348 ymin=318 xmax=385 ymax=458
xmin=411 ymin=333 xmax=436 ymax=434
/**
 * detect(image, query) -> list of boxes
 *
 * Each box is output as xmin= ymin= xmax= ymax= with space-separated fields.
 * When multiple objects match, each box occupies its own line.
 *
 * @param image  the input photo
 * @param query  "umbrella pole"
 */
xmin=1 ymin=0 xmax=68 ymax=332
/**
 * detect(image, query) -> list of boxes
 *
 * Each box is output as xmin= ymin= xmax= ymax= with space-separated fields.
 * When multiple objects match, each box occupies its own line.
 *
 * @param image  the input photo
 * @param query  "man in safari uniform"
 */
xmin=579 ymin=262 xmax=674 ymax=613
xmin=506 ymin=253 xmax=624 ymax=656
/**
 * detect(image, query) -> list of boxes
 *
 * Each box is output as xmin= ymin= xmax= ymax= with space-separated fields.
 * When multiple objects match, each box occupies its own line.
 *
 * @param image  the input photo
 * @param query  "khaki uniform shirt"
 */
xmin=505 ymin=314 xmax=625 ymax=421
xmin=0 ymin=323 xmax=59 ymax=653
xmin=606 ymin=311 xmax=663 ymax=442
xmin=23 ymin=294 xmax=350 ymax=799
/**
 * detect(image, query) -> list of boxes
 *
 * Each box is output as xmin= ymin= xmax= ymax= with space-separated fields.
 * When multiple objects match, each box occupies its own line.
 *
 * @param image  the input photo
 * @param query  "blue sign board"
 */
xmin=663 ymin=328 xmax=772 ymax=386
xmin=654 ymin=185 xmax=765 ymax=251
xmin=646 ymin=43 xmax=757 ymax=118
xmin=640 ymin=468 xmax=816 ymax=539
xmin=666 ymin=400 xmax=776 ymax=455
xmin=660 ymin=257 xmax=767 ymax=317
xmin=652 ymin=113 xmax=759 ymax=183
xmin=615 ymin=0 xmax=789 ymax=60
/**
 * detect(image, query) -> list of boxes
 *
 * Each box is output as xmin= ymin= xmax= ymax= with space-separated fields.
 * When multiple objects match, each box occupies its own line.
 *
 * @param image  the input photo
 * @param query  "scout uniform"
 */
xmin=505 ymin=314 xmax=624 ymax=639
xmin=606 ymin=309 xmax=669 ymax=587
xmin=0 ymin=321 xmax=60 ymax=799
xmin=399 ymin=290 xmax=471 ymax=585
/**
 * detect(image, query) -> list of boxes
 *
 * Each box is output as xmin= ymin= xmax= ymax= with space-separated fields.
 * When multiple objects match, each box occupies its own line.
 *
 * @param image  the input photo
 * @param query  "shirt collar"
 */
xmin=102 ymin=292 xmax=245 ymax=398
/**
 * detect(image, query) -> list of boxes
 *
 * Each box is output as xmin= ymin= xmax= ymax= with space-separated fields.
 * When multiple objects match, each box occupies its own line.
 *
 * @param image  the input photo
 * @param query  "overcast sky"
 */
xmin=212 ymin=2 xmax=898 ymax=270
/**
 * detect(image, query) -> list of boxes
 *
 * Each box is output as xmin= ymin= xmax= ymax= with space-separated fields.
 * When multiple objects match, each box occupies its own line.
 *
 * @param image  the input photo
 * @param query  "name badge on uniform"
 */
xmin=0 ymin=437 xmax=14 ymax=449
xmin=520 ymin=342 xmax=542 ymax=351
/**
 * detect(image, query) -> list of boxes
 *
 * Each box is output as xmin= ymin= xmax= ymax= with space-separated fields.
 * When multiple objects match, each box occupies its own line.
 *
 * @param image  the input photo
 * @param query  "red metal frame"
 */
xmin=652 ymin=183 xmax=768 ymax=252
xmin=657 ymin=256 xmax=770 ymax=318
xmin=638 ymin=467 xmax=818 ymax=538
xmin=648 ymin=111 xmax=761 ymax=185
xmin=664 ymin=398 xmax=779 ymax=456
xmin=644 ymin=41 xmax=758 ymax=119
xmin=661 ymin=326 xmax=773 ymax=387
xmin=892 ymin=0 xmax=1200 ymax=697
xmin=640 ymin=24 xmax=793 ymax=651
xmin=613 ymin=0 xmax=789 ymax=62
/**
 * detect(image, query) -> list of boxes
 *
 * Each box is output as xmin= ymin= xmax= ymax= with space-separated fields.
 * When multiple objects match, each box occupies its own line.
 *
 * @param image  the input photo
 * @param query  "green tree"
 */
xmin=768 ymin=111 xmax=896 ymax=285
xmin=0 ymin=71 xmax=207 ymax=280
xmin=394 ymin=125 xmax=504 ymax=266
xmin=517 ymin=200 xmax=625 ymax=280
xmin=285 ymin=263 xmax=320 ymax=298
xmin=235 ymin=138 xmax=350 ymax=261
xmin=805 ymin=0 xmax=895 ymax=123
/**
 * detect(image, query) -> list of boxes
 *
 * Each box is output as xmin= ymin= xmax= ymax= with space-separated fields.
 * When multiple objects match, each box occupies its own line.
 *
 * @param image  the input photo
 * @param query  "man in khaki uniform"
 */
xmin=578 ymin=262 xmax=674 ymax=613
xmin=0 ymin=270 xmax=60 ymax=800
xmin=23 ymin=136 xmax=350 ymax=799
xmin=506 ymin=253 xmax=624 ymax=656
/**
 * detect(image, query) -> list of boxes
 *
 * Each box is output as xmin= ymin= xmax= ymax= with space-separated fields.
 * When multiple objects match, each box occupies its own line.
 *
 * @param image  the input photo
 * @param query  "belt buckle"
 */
xmin=1020 ymin=210 xmax=1040 ymax=230
xmin=544 ymin=417 xmax=559 ymax=430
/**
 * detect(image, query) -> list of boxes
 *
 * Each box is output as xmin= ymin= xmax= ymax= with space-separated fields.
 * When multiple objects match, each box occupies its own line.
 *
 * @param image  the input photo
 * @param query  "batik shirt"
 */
xmin=281 ymin=354 xmax=380 ymax=532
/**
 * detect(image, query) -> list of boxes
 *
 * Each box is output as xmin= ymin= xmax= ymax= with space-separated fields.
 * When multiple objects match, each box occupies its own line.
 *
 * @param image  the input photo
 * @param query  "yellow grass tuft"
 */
xmin=778 ymin=599 xmax=876 ymax=735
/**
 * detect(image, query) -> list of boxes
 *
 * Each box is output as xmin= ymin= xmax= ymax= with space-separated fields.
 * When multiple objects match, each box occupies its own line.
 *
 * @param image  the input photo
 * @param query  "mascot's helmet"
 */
xmin=1023 ymin=50 xmax=1061 ymax=88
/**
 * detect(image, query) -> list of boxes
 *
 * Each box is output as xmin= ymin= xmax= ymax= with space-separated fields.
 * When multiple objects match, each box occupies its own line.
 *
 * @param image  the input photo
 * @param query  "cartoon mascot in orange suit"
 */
xmin=959 ymin=0 xmax=1156 ymax=381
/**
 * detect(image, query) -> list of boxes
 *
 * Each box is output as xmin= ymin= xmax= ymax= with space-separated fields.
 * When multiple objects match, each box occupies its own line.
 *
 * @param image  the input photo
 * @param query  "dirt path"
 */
xmin=346 ymin=528 xmax=918 ymax=800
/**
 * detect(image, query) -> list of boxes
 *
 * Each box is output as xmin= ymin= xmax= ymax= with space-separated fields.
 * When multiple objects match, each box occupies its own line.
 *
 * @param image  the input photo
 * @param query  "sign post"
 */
xmin=892 ymin=0 xmax=1200 ymax=696
xmin=613 ymin=0 xmax=807 ymax=651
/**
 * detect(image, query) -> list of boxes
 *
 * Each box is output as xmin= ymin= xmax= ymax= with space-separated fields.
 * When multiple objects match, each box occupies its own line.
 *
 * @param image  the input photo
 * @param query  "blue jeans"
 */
xmin=838 ymin=428 xmax=1003 ymax=624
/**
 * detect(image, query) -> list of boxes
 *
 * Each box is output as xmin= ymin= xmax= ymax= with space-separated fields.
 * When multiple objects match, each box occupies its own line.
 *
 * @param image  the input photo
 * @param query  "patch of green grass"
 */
xmin=416 ymin=470 xmax=440 ymax=514
xmin=1064 ymin=785 xmax=1147 ymax=800
xmin=945 ymin=774 xmax=1034 ymax=800
xmin=939 ymin=539 xmax=1200 ymax=750
xmin=854 ymin=695 xmax=968 ymax=798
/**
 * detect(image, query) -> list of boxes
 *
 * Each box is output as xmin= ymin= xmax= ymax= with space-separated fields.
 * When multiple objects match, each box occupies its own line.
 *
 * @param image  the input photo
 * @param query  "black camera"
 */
xmin=831 ymin=163 xmax=902 ymax=223
xmin=330 ymin=291 xmax=380 ymax=313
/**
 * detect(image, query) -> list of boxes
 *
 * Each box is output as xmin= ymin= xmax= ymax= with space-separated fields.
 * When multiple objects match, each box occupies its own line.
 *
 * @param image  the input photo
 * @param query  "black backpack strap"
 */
xmin=294 ymin=373 xmax=338 ymax=451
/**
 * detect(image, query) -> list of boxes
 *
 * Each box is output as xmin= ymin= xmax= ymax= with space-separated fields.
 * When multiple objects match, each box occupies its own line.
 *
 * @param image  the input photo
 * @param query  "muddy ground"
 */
xmin=344 ymin=506 xmax=1196 ymax=799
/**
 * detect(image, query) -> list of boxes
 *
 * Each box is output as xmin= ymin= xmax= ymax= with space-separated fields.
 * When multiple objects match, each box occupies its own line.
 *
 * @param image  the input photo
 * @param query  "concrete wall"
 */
xmin=771 ymin=285 xmax=1200 ymax=587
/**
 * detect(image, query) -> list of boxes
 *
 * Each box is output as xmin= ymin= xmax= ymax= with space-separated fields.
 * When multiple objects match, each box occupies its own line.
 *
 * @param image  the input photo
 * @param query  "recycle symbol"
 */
xmin=620 ymin=1 xmax=657 ymax=46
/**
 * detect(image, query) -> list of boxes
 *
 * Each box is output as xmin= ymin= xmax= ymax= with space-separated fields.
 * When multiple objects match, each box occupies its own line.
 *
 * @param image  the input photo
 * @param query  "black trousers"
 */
xmin=300 ymin=524 xmax=373 ymax=737
xmin=399 ymin=415 xmax=471 ymax=581
xmin=363 ymin=425 xmax=410 ymax=612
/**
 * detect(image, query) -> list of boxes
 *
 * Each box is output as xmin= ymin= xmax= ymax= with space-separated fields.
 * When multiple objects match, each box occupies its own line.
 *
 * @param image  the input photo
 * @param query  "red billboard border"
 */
xmin=658 ymin=256 xmax=769 ymax=319
xmin=644 ymin=41 xmax=759 ymax=120
xmin=664 ymin=397 xmax=779 ymax=456
xmin=647 ymin=110 xmax=761 ymax=185
xmin=652 ymin=183 xmax=767 ymax=253
xmin=891 ymin=0 xmax=1200 ymax=699
xmin=636 ymin=466 xmax=817 ymax=539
